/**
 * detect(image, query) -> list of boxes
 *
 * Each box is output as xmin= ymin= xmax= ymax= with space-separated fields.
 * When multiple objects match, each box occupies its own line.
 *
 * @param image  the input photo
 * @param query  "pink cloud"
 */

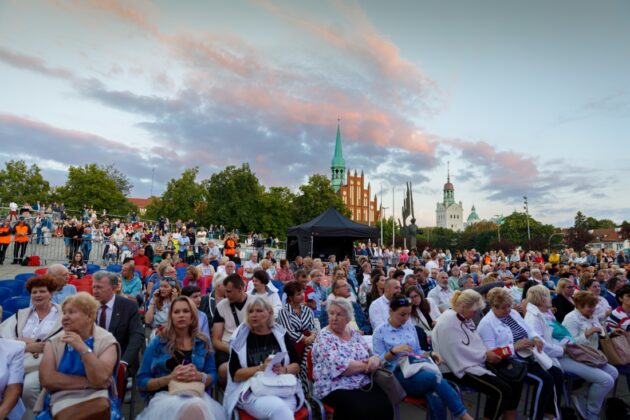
xmin=0 ymin=46 xmax=74 ymax=79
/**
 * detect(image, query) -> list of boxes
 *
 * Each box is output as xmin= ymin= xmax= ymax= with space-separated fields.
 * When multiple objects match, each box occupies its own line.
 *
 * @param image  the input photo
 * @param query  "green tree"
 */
xmin=57 ymin=164 xmax=134 ymax=215
xmin=417 ymin=227 xmax=459 ymax=251
xmin=146 ymin=167 xmax=205 ymax=222
xmin=378 ymin=216 xmax=400 ymax=248
xmin=459 ymin=221 xmax=503 ymax=252
xmin=259 ymin=187 xmax=296 ymax=238
xmin=202 ymin=164 xmax=264 ymax=232
xmin=0 ymin=160 xmax=50 ymax=205
xmin=498 ymin=212 xmax=556 ymax=250
xmin=567 ymin=211 xmax=595 ymax=251
xmin=620 ymin=221 xmax=630 ymax=240
xmin=102 ymin=164 xmax=133 ymax=196
xmin=584 ymin=217 xmax=616 ymax=230
xmin=292 ymin=174 xmax=350 ymax=225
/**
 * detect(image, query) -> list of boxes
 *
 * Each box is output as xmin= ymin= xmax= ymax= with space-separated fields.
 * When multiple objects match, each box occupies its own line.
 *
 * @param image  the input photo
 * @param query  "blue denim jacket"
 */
xmin=137 ymin=335 xmax=218 ymax=398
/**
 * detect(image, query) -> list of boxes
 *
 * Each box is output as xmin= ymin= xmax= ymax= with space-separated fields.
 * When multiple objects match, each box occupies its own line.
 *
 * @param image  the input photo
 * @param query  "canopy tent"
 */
xmin=286 ymin=207 xmax=379 ymax=260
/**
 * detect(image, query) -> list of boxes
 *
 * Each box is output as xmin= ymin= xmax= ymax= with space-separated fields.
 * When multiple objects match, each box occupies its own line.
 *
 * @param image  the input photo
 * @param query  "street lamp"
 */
xmin=523 ymin=196 xmax=531 ymax=249
xmin=494 ymin=214 xmax=503 ymax=242
xmin=380 ymin=205 xmax=388 ymax=248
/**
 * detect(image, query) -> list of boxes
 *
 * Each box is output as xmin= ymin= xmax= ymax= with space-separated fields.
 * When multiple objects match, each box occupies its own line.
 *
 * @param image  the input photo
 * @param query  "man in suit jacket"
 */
xmin=92 ymin=270 xmax=145 ymax=373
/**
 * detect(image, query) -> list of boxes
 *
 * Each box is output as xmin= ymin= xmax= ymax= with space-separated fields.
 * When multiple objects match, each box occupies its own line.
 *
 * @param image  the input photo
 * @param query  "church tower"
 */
xmin=443 ymin=162 xmax=455 ymax=206
xmin=330 ymin=120 xmax=345 ymax=192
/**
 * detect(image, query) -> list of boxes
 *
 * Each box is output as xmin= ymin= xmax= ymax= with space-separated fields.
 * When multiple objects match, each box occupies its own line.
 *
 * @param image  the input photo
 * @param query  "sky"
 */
xmin=0 ymin=0 xmax=628 ymax=228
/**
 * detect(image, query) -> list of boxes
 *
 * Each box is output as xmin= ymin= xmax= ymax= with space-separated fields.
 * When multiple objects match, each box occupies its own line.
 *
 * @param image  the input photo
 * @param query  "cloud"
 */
xmin=0 ymin=46 xmax=74 ymax=79
xmin=443 ymin=138 xmax=601 ymax=204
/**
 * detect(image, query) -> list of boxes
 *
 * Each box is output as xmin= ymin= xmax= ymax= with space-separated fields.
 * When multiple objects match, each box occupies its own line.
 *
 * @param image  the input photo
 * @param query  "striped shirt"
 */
xmin=277 ymin=303 xmax=316 ymax=342
xmin=500 ymin=315 xmax=529 ymax=343
xmin=607 ymin=306 xmax=630 ymax=331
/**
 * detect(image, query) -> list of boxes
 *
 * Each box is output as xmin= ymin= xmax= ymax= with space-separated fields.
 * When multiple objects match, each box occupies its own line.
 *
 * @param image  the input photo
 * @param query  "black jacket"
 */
xmin=108 ymin=295 xmax=145 ymax=370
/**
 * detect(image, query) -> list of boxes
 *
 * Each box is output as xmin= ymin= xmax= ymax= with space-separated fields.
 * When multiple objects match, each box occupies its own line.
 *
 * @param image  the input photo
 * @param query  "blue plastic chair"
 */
xmin=2 ymin=310 xmax=15 ymax=322
xmin=176 ymin=270 xmax=187 ymax=281
xmin=107 ymin=264 xmax=122 ymax=273
xmin=0 ymin=287 xmax=12 ymax=304
xmin=0 ymin=280 xmax=26 ymax=297
xmin=15 ymin=273 xmax=37 ymax=282
xmin=86 ymin=264 xmax=101 ymax=274
xmin=2 ymin=296 xmax=31 ymax=313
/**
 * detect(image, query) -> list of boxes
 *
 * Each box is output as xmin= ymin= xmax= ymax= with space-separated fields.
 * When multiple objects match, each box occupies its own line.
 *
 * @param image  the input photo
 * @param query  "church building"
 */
xmin=330 ymin=123 xmax=381 ymax=225
xmin=436 ymin=166 xmax=464 ymax=231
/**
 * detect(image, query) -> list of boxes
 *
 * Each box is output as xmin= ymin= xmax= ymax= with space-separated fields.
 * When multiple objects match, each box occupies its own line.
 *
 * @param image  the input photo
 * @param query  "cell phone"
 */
xmin=182 ymin=356 xmax=192 ymax=365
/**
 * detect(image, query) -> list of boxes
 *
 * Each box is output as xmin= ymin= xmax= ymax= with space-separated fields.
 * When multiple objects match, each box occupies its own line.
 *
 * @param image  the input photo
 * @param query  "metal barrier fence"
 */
xmin=0 ymin=234 xmax=286 ymax=267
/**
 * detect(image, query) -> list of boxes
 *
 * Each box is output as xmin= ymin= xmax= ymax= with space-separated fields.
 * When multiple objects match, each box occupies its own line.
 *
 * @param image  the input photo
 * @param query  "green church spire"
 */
xmin=331 ymin=120 xmax=346 ymax=192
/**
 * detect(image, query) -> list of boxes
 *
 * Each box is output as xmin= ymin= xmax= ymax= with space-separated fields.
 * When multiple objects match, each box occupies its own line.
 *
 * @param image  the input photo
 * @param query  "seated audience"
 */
xmin=146 ymin=277 xmax=181 ymax=333
xmin=312 ymin=297 xmax=392 ymax=420
xmin=136 ymin=296 xmax=225 ymax=420
xmin=405 ymin=285 xmax=440 ymax=342
xmin=36 ymin=293 xmax=118 ymax=420
xmin=552 ymin=279 xmax=575 ymax=323
xmin=478 ymin=287 xmax=561 ymax=420
xmin=68 ymin=252 xmax=87 ymax=279
xmin=181 ymin=286 xmax=210 ymax=338
xmin=525 ymin=285 xmax=617 ymax=420
xmin=0 ymin=337 xmax=25 ymax=420
xmin=433 ymin=290 xmax=522 ymax=420
xmin=369 ymin=278 xmax=402 ymax=331
xmin=320 ymin=278 xmax=371 ymax=335
xmin=247 ymin=270 xmax=282 ymax=315
xmin=373 ymin=294 xmax=473 ymax=420
xmin=0 ymin=275 xmax=61 ymax=420
xmin=224 ymin=296 xmax=304 ymax=419
xmin=47 ymin=264 xmax=77 ymax=305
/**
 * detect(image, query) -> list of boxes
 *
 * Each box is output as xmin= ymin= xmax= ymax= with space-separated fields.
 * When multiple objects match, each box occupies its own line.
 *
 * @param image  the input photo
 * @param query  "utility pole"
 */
xmin=392 ymin=188 xmax=395 ymax=249
xmin=523 ymin=196 xmax=531 ymax=249
xmin=494 ymin=214 xmax=503 ymax=242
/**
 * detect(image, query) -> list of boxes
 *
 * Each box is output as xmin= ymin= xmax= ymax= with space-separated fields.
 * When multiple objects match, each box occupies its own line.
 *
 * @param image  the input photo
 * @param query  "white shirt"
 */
xmin=197 ymin=263 xmax=216 ymax=277
xmin=21 ymin=305 xmax=60 ymax=340
xmin=425 ymin=260 xmax=439 ymax=270
xmin=0 ymin=339 xmax=25 ymax=420
xmin=207 ymin=246 xmax=221 ymax=260
xmin=9 ymin=202 xmax=17 ymax=212
xmin=96 ymin=295 xmax=116 ymax=330
xmin=562 ymin=309 xmax=602 ymax=349
xmin=369 ymin=295 xmax=390 ymax=331
xmin=427 ymin=285 xmax=453 ymax=312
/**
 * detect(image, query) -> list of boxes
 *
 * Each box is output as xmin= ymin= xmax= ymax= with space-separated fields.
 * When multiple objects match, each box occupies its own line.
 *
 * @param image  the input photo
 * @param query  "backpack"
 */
xmin=606 ymin=397 xmax=630 ymax=419
xmin=28 ymin=256 xmax=40 ymax=266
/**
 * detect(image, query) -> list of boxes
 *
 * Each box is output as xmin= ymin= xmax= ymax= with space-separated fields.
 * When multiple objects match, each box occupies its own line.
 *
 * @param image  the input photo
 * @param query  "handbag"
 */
xmin=362 ymin=368 xmax=407 ymax=406
xmin=249 ymin=372 xmax=298 ymax=398
xmin=53 ymin=397 xmax=110 ymax=420
xmin=398 ymin=354 xmax=443 ymax=381
xmin=600 ymin=331 xmax=630 ymax=365
xmin=564 ymin=343 xmax=608 ymax=367
xmin=486 ymin=358 xmax=527 ymax=382
xmin=168 ymin=380 xmax=205 ymax=398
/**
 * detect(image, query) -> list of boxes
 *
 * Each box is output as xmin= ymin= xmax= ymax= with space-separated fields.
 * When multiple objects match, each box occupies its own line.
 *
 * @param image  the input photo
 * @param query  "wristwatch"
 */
xmin=80 ymin=348 xmax=93 ymax=356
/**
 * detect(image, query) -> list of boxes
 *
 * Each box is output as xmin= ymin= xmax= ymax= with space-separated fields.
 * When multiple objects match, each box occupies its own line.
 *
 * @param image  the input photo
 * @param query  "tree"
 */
xmin=57 ymin=164 xmax=134 ymax=215
xmin=102 ymin=164 xmax=133 ymax=196
xmin=417 ymin=227 xmax=458 ymax=251
xmin=202 ymin=164 xmax=264 ymax=232
xmin=620 ymin=221 xmax=630 ymax=240
xmin=146 ymin=167 xmax=205 ymax=222
xmin=566 ymin=211 xmax=594 ymax=251
xmin=259 ymin=187 xmax=296 ymax=238
xmin=498 ymin=212 xmax=556 ymax=251
xmin=378 ymin=216 xmax=400 ymax=248
xmin=292 ymin=174 xmax=350 ymax=225
xmin=459 ymin=221 xmax=503 ymax=253
xmin=0 ymin=160 xmax=50 ymax=205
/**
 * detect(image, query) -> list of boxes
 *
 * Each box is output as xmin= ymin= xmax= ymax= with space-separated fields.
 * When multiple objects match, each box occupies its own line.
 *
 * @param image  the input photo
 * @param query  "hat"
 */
xmin=18 ymin=216 xmax=25 ymax=221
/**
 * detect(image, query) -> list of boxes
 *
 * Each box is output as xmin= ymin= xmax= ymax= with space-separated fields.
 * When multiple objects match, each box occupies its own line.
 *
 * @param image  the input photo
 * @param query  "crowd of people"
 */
xmin=1 ymin=235 xmax=630 ymax=419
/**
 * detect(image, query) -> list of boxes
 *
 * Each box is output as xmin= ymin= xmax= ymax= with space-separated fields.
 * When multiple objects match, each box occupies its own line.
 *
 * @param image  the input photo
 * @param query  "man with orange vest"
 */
xmin=224 ymin=234 xmax=236 ymax=261
xmin=12 ymin=217 xmax=31 ymax=264
xmin=0 ymin=219 xmax=11 ymax=264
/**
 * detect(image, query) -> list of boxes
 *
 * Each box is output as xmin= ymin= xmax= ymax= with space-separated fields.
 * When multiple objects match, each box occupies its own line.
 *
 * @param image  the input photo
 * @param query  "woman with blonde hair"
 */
xmin=137 ymin=296 xmax=225 ymax=420
xmin=433 ymin=289 xmax=521 ymax=420
xmin=224 ymin=296 xmax=303 ymax=419
xmin=36 ymin=293 xmax=119 ymax=420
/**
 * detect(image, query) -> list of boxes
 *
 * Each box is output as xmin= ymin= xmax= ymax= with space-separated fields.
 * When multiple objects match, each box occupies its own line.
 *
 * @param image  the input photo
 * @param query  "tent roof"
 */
xmin=287 ymin=207 xmax=379 ymax=238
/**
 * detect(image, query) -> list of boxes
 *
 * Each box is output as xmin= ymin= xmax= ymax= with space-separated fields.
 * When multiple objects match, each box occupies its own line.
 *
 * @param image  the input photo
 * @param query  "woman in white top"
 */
xmin=584 ymin=278 xmax=612 ymax=324
xmin=0 ymin=275 xmax=62 ymax=420
xmin=247 ymin=270 xmax=282 ymax=316
xmin=562 ymin=291 xmax=607 ymax=349
xmin=525 ymin=286 xmax=617 ymax=420
xmin=405 ymin=286 xmax=440 ymax=341
xmin=432 ymin=290 xmax=521 ymax=420
xmin=0 ymin=338 xmax=25 ymax=420
xmin=478 ymin=287 xmax=561 ymax=420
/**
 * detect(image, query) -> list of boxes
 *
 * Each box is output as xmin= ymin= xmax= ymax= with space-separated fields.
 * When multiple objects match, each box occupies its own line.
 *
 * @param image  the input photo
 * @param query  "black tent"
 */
xmin=286 ymin=207 xmax=379 ymax=260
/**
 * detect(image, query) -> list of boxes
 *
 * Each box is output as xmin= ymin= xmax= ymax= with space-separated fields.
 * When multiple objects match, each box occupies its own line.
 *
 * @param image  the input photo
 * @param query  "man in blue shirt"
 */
xmin=47 ymin=264 xmax=77 ymax=304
